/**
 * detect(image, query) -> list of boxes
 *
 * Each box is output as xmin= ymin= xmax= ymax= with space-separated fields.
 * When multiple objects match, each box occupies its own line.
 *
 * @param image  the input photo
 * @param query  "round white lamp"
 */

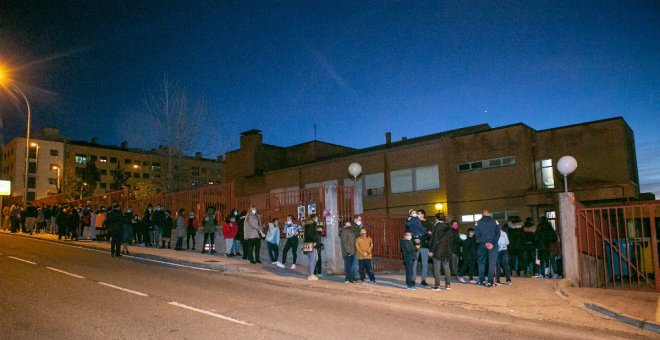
xmin=556 ymin=156 xmax=578 ymax=192
xmin=348 ymin=162 xmax=362 ymax=190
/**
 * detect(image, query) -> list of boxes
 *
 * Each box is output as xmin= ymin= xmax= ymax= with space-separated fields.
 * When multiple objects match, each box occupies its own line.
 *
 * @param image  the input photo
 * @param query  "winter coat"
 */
xmin=175 ymin=215 xmax=186 ymax=238
xmin=236 ymin=216 xmax=245 ymax=241
xmin=244 ymin=213 xmax=263 ymax=239
xmin=152 ymin=210 xmax=166 ymax=227
xmin=340 ymin=227 xmax=357 ymax=257
xmin=475 ymin=216 xmax=500 ymax=246
xmin=222 ymin=221 xmax=238 ymax=239
xmin=405 ymin=216 xmax=426 ymax=237
xmin=104 ymin=209 xmax=123 ymax=234
xmin=419 ymin=219 xmax=434 ymax=249
xmin=265 ymin=223 xmax=281 ymax=244
xmin=186 ymin=217 xmax=199 ymax=233
xmin=400 ymin=238 xmax=417 ymax=262
xmin=535 ymin=220 xmax=557 ymax=250
xmin=429 ymin=222 xmax=453 ymax=261
xmin=498 ymin=230 xmax=510 ymax=252
xmin=507 ymin=222 xmax=524 ymax=252
xmin=162 ymin=215 xmax=173 ymax=237
xmin=463 ymin=236 xmax=478 ymax=258
xmin=355 ymin=236 xmax=373 ymax=260
xmin=202 ymin=214 xmax=217 ymax=234
xmin=303 ymin=222 xmax=321 ymax=244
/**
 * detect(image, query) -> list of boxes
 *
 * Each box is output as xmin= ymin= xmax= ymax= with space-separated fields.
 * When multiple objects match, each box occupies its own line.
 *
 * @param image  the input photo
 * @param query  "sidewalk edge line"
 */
xmin=584 ymin=303 xmax=660 ymax=334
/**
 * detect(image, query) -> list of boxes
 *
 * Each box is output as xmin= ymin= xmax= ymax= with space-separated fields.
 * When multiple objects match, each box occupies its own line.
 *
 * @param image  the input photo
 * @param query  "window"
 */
xmin=124 ymin=172 xmax=131 ymax=178
xmin=50 ymin=149 xmax=59 ymax=156
xmin=492 ymin=211 xmax=519 ymax=221
xmin=27 ymin=176 xmax=36 ymax=189
xmin=110 ymin=157 xmax=118 ymax=163
xmin=48 ymin=178 xmax=57 ymax=185
xmin=461 ymin=213 xmax=483 ymax=223
xmin=536 ymin=159 xmax=555 ymax=189
xmin=28 ymin=146 xmax=37 ymax=159
xmin=143 ymin=161 xmax=148 ymax=166
xmin=27 ymin=192 xmax=35 ymax=201
xmin=201 ymin=167 xmax=207 ymax=174
xmin=100 ymin=169 xmax=108 ymax=175
xmin=100 ymin=182 xmax=107 ymax=189
xmin=459 ymin=156 xmax=516 ymax=172
xmin=133 ymin=172 xmax=140 ymax=178
xmin=155 ymin=174 xmax=161 ymax=179
xmin=151 ymin=162 xmax=161 ymax=171
xmin=28 ymin=162 xmax=37 ymax=174
xmin=390 ymin=165 xmax=440 ymax=193
xmin=546 ymin=210 xmax=557 ymax=230
xmin=142 ymin=173 xmax=149 ymax=179
xmin=99 ymin=156 xmax=107 ymax=163
xmin=75 ymin=154 xmax=87 ymax=165
xmin=192 ymin=167 xmax=200 ymax=176
xmin=364 ymin=172 xmax=385 ymax=196
xmin=390 ymin=169 xmax=413 ymax=193
xmin=125 ymin=159 xmax=131 ymax=164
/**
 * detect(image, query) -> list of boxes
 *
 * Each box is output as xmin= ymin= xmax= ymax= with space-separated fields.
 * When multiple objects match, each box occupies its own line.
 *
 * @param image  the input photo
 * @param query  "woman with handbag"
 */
xmin=303 ymin=214 xmax=321 ymax=281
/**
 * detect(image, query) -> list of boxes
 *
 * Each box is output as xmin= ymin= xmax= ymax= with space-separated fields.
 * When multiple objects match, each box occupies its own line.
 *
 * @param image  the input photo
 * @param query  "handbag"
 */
xmin=302 ymin=242 xmax=315 ymax=254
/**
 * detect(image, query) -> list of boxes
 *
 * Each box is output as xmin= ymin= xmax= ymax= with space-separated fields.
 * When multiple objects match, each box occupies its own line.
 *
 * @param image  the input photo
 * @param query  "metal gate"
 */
xmin=576 ymin=201 xmax=659 ymax=291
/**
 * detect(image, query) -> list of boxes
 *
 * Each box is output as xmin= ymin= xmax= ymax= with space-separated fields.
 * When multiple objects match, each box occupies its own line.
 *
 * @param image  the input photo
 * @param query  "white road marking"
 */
xmin=126 ymin=256 xmax=218 ymax=272
xmin=8 ymin=256 xmax=37 ymax=265
xmin=98 ymin=282 xmax=149 ymax=297
xmin=168 ymin=302 xmax=253 ymax=326
xmin=46 ymin=267 xmax=85 ymax=279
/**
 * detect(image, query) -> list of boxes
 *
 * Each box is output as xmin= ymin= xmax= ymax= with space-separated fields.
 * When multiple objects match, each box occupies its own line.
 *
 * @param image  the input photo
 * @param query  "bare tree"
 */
xmin=142 ymin=75 xmax=221 ymax=193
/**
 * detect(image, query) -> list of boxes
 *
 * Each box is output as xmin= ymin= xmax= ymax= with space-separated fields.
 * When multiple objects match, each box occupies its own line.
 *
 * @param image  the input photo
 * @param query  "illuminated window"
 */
xmin=151 ymin=162 xmax=161 ymax=171
xmin=99 ymin=156 xmax=107 ymax=163
xmin=536 ymin=159 xmax=555 ymax=189
xmin=75 ymin=154 xmax=87 ymax=165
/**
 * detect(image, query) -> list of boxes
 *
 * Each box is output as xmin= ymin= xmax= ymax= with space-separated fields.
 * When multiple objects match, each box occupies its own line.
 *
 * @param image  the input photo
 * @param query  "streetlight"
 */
xmin=80 ymin=182 xmax=88 ymax=200
xmin=51 ymin=165 xmax=61 ymax=194
xmin=557 ymin=156 xmax=578 ymax=193
xmin=0 ymin=67 xmax=32 ymax=205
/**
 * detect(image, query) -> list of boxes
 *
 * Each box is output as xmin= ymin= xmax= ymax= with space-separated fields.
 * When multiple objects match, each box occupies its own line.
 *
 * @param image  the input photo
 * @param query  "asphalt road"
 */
xmin=0 ymin=234 xmax=648 ymax=339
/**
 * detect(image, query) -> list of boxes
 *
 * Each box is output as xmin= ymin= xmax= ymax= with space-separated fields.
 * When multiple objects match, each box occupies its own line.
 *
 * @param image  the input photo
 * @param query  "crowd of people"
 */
xmin=399 ymin=208 xmax=560 ymax=291
xmin=2 ymin=201 xmax=560 ymax=289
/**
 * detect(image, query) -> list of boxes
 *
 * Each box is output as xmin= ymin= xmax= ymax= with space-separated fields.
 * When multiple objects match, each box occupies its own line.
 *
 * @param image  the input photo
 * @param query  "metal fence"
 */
xmin=577 ymin=201 xmax=660 ymax=291
xmin=361 ymin=213 xmax=407 ymax=272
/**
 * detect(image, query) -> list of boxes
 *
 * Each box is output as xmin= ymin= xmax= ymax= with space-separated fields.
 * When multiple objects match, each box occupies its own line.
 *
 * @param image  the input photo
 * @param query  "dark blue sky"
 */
xmin=1 ymin=1 xmax=658 ymax=194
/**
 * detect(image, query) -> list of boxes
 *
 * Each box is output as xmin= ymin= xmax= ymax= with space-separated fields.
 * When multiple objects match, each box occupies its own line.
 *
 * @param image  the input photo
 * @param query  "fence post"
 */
xmin=559 ymin=192 xmax=580 ymax=287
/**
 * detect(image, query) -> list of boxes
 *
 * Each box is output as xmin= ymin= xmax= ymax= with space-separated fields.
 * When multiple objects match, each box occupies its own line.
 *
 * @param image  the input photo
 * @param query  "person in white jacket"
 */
xmin=496 ymin=226 xmax=512 ymax=285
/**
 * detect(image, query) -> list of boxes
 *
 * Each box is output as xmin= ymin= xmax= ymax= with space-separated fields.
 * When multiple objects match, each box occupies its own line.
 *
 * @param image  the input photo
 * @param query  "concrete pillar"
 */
xmin=323 ymin=181 xmax=343 ymax=274
xmin=559 ymin=192 xmax=579 ymax=287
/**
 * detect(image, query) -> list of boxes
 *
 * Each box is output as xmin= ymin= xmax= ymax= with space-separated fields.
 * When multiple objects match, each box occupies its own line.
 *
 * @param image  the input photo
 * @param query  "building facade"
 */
xmin=224 ymin=117 xmax=641 ymax=228
xmin=1 ymin=128 xmax=224 ymax=201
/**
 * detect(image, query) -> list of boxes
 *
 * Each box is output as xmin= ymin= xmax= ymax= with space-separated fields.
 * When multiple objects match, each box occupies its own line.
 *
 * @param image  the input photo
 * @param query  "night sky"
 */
xmin=0 ymin=1 xmax=658 ymax=195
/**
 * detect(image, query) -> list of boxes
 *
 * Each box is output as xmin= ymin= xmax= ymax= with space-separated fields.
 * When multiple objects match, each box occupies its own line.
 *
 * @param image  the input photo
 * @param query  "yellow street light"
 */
xmin=435 ymin=203 xmax=444 ymax=211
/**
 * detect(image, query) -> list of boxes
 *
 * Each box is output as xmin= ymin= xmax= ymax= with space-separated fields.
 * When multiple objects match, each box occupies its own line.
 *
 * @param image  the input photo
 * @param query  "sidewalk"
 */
xmin=2 ymin=229 xmax=658 ymax=336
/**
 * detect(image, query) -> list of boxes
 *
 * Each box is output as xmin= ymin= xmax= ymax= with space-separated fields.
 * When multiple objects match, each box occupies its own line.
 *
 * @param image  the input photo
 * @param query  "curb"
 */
xmin=585 ymin=303 xmax=660 ymax=334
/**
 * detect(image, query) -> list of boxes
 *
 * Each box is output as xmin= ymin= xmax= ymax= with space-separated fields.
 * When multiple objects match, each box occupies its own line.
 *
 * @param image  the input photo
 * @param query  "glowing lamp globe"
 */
xmin=557 ymin=156 xmax=577 ymax=176
xmin=348 ymin=162 xmax=362 ymax=178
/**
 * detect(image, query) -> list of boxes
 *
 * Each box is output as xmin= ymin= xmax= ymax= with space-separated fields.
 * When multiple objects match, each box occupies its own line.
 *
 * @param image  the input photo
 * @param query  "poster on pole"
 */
xmin=307 ymin=203 xmax=317 ymax=216
xmin=297 ymin=205 xmax=305 ymax=222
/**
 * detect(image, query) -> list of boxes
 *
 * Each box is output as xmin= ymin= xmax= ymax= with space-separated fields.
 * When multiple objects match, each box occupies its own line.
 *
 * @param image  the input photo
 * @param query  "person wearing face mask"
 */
xmin=174 ymin=208 xmax=186 ymax=251
xmin=201 ymin=206 xmax=218 ymax=254
xmin=244 ymin=206 xmax=265 ymax=263
xmin=229 ymin=209 xmax=243 ymax=256
xmin=161 ymin=210 xmax=174 ymax=249
xmin=105 ymin=202 xmax=124 ymax=258
xmin=340 ymin=220 xmax=358 ymax=283
xmin=152 ymin=205 xmax=166 ymax=248
xmin=121 ymin=207 xmax=134 ymax=255
xmin=400 ymin=231 xmax=418 ymax=290
xmin=186 ymin=211 xmax=199 ymax=251
xmin=222 ymin=216 xmax=238 ymax=257
xmin=356 ymin=227 xmax=376 ymax=284
xmin=281 ymin=215 xmax=303 ymax=269
xmin=303 ymin=214 xmax=321 ymax=280
xmin=266 ymin=218 xmax=285 ymax=267
xmin=142 ymin=204 xmax=154 ymax=247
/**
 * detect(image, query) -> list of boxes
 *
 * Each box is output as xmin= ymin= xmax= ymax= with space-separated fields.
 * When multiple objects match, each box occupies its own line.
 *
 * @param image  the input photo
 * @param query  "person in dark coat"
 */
xmin=506 ymin=216 xmax=525 ymax=276
xmin=121 ymin=208 xmax=134 ymax=255
xmin=522 ymin=217 xmax=537 ymax=276
xmin=458 ymin=228 xmax=478 ymax=283
xmin=56 ymin=206 xmax=69 ymax=240
xmin=238 ymin=211 xmax=248 ymax=260
xmin=67 ymin=207 xmax=80 ymax=241
xmin=475 ymin=210 xmax=500 ymax=287
xmin=105 ymin=202 xmax=124 ymax=258
xmin=142 ymin=204 xmax=154 ymax=247
xmin=429 ymin=213 xmax=453 ymax=290
xmin=535 ymin=216 xmax=557 ymax=278
xmin=340 ymin=220 xmax=357 ymax=283
xmin=161 ymin=210 xmax=174 ymax=249
xmin=400 ymin=231 xmax=418 ymax=290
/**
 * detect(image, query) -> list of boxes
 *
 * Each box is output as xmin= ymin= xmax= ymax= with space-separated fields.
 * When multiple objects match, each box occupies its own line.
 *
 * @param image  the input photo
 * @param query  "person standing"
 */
xmin=201 ymin=206 xmax=218 ymax=254
xmin=161 ymin=210 xmax=174 ymax=249
xmin=152 ymin=205 xmax=166 ymax=248
xmin=266 ymin=218 xmax=285 ymax=267
xmin=303 ymin=214 xmax=321 ymax=281
xmin=400 ymin=231 xmax=418 ymax=290
xmin=222 ymin=216 xmax=238 ymax=256
xmin=24 ymin=202 xmax=38 ymax=235
xmin=415 ymin=209 xmax=433 ymax=286
xmin=186 ymin=211 xmax=199 ymax=251
xmin=340 ymin=220 xmax=357 ymax=283
xmin=121 ymin=208 xmax=134 ymax=255
xmin=68 ymin=207 xmax=80 ymax=241
xmin=238 ymin=211 xmax=248 ymax=260
xmin=105 ymin=203 xmax=124 ymax=258
xmin=535 ymin=216 xmax=557 ymax=278
xmin=56 ymin=206 xmax=69 ymax=240
xmin=142 ymin=204 xmax=154 ymax=247
xmin=496 ymin=224 xmax=512 ymax=285
xmin=244 ymin=206 xmax=265 ymax=263
xmin=429 ymin=213 xmax=453 ymax=291
xmin=80 ymin=206 xmax=92 ymax=239
xmin=522 ymin=217 xmax=537 ymax=276
xmin=281 ymin=215 xmax=302 ymax=269
xmin=457 ymin=228 xmax=478 ymax=284
xmin=475 ymin=210 xmax=500 ymax=287
xmin=174 ymin=208 xmax=186 ymax=251
xmin=506 ymin=216 xmax=525 ymax=276
xmin=314 ymin=222 xmax=324 ymax=277
xmin=355 ymin=227 xmax=376 ymax=284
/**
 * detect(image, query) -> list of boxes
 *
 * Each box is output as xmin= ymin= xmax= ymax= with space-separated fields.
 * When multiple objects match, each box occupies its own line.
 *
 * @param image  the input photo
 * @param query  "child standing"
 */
xmin=458 ymin=228 xmax=478 ymax=284
xmin=400 ymin=231 xmax=418 ymax=290
xmin=356 ymin=227 xmax=376 ymax=284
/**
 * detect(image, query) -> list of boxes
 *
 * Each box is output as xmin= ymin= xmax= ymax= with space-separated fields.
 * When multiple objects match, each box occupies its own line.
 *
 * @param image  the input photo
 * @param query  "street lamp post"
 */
xmin=557 ymin=156 xmax=578 ymax=193
xmin=80 ymin=182 xmax=88 ymax=200
xmin=51 ymin=165 xmax=61 ymax=194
